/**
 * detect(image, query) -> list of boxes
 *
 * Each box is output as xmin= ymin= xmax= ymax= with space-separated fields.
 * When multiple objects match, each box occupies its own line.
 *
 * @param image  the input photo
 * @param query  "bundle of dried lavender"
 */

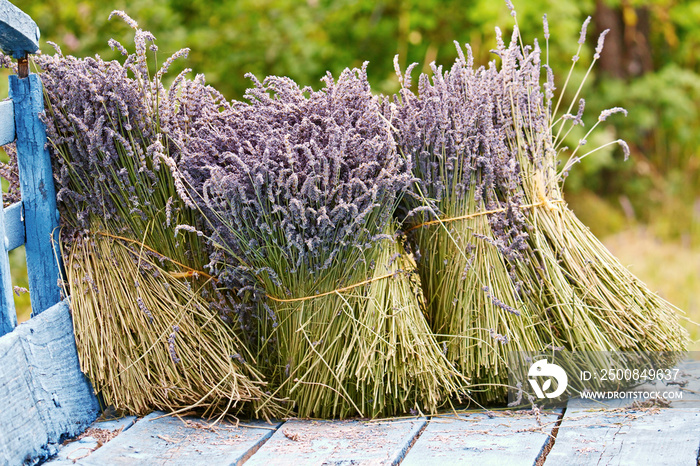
xmin=386 ymin=42 xmax=561 ymax=403
xmin=38 ymin=12 xmax=287 ymax=420
xmin=181 ymin=66 xmax=466 ymax=418
xmin=388 ymin=13 xmax=686 ymax=403
xmin=506 ymin=17 xmax=688 ymax=355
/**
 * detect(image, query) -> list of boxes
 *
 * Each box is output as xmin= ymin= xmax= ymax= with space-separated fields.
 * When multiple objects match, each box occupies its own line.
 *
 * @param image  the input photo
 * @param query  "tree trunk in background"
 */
xmin=594 ymin=0 xmax=654 ymax=79
xmin=595 ymin=0 xmax=625 ymax=79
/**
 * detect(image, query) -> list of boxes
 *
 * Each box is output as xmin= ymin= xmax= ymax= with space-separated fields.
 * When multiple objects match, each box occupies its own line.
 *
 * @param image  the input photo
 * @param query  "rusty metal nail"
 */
xmin=18 ymin=57 xmax=28 ymax=79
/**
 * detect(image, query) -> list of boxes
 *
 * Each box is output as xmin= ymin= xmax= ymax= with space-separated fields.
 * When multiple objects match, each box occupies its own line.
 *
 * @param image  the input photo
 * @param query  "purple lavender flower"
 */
xmin=108 ymin=10 xmax=139 ymax=29
xmin=617 ymin=140 xmax=631 ymax=161
xmin=598 ymin=107 xmax=628 ymax=121
xmin=137 ymin=296 xmax=154 ymax=323
xmin=178 ymin=64 xmax=411 ymax=289
xmin=579 ymin=16 xmax=591 ymax=45
xmin=594 ymin=30 xmax=610 ymax=60
xmin=386 ymin=38 xmax=543 ymax=266
xmin=168 ymin=326 xmax=181 ymax=364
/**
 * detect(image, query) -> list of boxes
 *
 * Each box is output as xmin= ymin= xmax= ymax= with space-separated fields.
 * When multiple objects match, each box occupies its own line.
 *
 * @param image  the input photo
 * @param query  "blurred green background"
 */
xmin=2 ymin=0 xmax=698 ymax=345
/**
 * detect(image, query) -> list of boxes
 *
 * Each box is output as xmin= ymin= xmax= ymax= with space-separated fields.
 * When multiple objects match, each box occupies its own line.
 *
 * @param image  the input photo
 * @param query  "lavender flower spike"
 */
xmin=108 ymin=10 xmax=139 ymax=29
xmin=505 ymin=0 xmax=516 ymax=18
xmin=174 ymin=224 xmax=204 ymax=237
xmin=579 ymin=16 xmax=591 ymax=45
xmin=618 ymin=139 xmax=631 ymax=161
xmin=594 ymin=29 xmax=610 ymax=60
xmin=598 ymin=107 xmax=628 ymax=121
xmin=108 ymin=39 xmax=129 ymax=56
xmin=168 ymin=326 xmax=181 ymax=364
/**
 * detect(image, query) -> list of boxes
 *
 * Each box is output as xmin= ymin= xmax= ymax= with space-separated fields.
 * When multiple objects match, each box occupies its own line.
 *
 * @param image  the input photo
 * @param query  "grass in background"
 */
xmin=567 ymin=189 xmax=700 ymax=350
xmin=603 ymin=228 xmax=700 ymax=350
xmin=9 ymin=248 xmax=31 ymax=322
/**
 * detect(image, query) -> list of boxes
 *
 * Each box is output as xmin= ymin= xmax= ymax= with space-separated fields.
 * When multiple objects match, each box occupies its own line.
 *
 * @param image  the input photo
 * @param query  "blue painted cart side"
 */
xmin=0 ymin=300 xmax=99 ymax=465
xmin=10 ymin=72 xmax=63 ymax=317
xmin=0 ymin=1 xmax=99 ymax=464
xmin=0 ymin=190 xmax=16 ymax=334
xmin=0 ymin=0 xmax=62 ymax=333
xmin=0 ymin=199 xmax=23 ymax=335
xmin=0 ymin=97 xmax=17 ymax=335
xmin=0 ymin=1 xmax=39 ymax=60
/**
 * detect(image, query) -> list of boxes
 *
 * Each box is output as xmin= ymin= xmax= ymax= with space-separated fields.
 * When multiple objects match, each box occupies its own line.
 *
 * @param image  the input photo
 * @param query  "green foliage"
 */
xmin=9 ymin=248 xmax=30 ymax=322
xmin=17 ymin=0 xmax=594 ymax=97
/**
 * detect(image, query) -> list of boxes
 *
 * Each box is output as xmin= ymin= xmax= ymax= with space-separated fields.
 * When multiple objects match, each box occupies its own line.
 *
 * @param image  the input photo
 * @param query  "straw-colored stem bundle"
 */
xmin=390 ymin=19 xmax=688 ymax=406
xmin=408 ymin=190 xmax=560 ymax=404
xmin=68 ymin=233 xmax=288 ymax=420
xmin=257 ymin=230 xmax=466 ymax=418
xmin=516 ymin=167 xmax=687 ymax=354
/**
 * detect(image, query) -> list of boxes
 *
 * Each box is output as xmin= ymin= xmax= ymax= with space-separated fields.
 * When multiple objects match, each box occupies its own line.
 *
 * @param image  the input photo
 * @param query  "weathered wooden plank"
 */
xmin=0 ymin=328 xmax=53 ymax=464
xmin=0 ymin=190 xmax=16 ymax=336
xmin=0 ymin=99 xmax=15 ymax=146
xmin=0 ymin=0 xmax=39 ymax=59
xmin=401 ymin=410 xmax=561 ymax=466
xmin=10 ymin=73 xmax=63 ymax=316
xmin=246 ymin=417 xmax=426 ymax=466
xmin=47 ymin=416 xmax=138 ymax=465
xmin=5 ymin=201 xmax=24 ymax=251
xmin=79 ymin=412 xmax=281 ymax=465
xmin=14 ymin=299 xmax=100 ymax=442
xmin=0 ymin=299 xmax=99 ymax=465
xmin=90 ymin=415 xmax=139 ymax=432
xmin=547 ymin=401 xmax=700 ymax=465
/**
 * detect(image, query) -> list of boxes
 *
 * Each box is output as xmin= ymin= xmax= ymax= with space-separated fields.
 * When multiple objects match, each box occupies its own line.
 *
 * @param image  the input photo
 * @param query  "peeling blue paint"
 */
xmin=0 ymin=189 xmax=16 ymax=336
xmin=10 ymin=73 xmax=63 ymax=317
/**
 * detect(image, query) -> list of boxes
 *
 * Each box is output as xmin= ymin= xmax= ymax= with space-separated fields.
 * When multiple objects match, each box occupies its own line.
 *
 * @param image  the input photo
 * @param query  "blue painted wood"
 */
xmin=402 ymin=410 xmax=561 ymax=465
xmin=546 ymin=361 xmax=700 ymax=466
xmin=10 ymin=73 xmax=63 ymax=317
xmin=0 ymin=0 xmax=39 ymax=59
xmin=246 ymin=417 xmax=426 ymax=465
xmin=0 ymin=99 xmax=15 ymax=146
xmin=0 ymin=299 xmax=99 ymax=464
xmin=47 ymin=416 xmax=138 ymax=464
xmin=79 ymin=412 xmax=282 ymax=465
xmin=0 ymin=323 xmax=52 ymax=464
xmin=0 ymin=190 xmax=15 ymax=336
xmin=547 ymin=402 xmax=700 ymax=465
xmin=5 ymin=201 xmax=24 ymax=251
xmin=49 ymin=438 xmax=101 ymax=464
xmin=90 ymin=415 xmax=138 ymax=433
xmin=15 ymin=299 xmax=100 ymax=441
